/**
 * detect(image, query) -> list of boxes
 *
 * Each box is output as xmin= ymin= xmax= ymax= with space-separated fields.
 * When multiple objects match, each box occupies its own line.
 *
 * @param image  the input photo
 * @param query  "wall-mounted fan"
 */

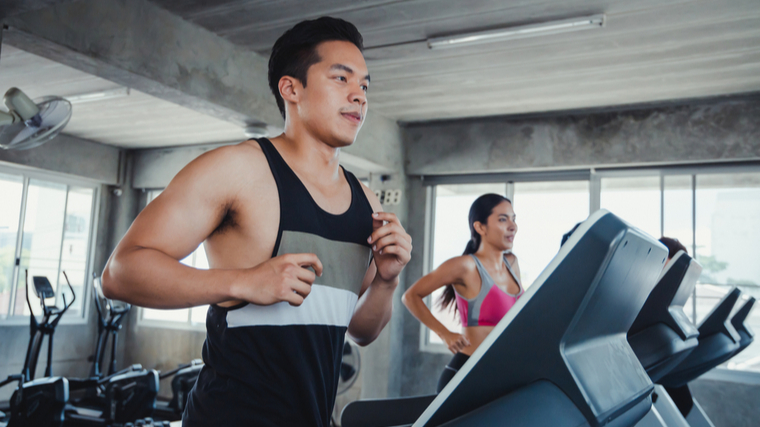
xmin=0 ymin=87 xmax=72 ymax=150
xmin=337 ymin=339 xmax=361 ymax=395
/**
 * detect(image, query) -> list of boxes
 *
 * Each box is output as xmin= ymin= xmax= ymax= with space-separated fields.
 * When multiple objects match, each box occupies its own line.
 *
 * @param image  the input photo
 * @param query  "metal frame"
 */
xmin=0 ymin=162 xmax=100 ymax=326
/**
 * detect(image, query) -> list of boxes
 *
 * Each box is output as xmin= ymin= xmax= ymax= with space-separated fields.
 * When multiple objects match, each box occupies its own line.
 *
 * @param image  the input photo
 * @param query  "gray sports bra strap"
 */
xmin=504 ymin=255 xmax=521 ymax=287
xmin=470 ymin=254 xmax=488 ymax=280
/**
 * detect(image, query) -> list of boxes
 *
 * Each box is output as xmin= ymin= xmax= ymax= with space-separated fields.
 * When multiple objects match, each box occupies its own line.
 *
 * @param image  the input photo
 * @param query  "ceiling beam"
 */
xmin=0 ymin=0 xmax=80 ymax=21
xmin=3 ymin=0 xmax=283 ymax=130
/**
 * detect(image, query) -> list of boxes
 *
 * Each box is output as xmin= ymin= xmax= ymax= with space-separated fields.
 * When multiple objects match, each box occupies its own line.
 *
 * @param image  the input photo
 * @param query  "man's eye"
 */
xmin=361 ymin=85 xmax=368 ymax=92
xmin=337 ymin=76 xmax=347 ymax=82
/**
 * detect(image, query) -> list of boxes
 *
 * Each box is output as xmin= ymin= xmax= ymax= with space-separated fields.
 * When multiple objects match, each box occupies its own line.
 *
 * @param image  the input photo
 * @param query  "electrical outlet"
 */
xmin=374 ymin=189 xmax=402 ymax=205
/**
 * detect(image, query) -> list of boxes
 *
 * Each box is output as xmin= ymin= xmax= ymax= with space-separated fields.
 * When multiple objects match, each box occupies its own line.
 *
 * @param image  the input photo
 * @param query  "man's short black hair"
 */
xmin=268 ymin=17 xmax=364 ymax=120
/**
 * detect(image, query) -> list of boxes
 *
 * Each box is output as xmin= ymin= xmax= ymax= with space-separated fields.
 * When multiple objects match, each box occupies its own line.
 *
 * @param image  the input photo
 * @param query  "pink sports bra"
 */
xmin=455 ymin=254 xmax=523 ymax=327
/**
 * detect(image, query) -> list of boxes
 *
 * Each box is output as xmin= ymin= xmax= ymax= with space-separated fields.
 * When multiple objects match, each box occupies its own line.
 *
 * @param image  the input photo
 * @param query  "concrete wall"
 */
xmin=0 ymin=134 xmax=126 ymax=400
xmin=0 ymin=133 xmax=121 ymax=185
xmin=405 ymin=96 xmax=760 ymax=176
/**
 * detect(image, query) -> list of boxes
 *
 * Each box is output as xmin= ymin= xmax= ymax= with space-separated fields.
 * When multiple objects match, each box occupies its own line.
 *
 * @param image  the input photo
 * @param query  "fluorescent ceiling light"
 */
xmin=427 ymin=14 xmax=605 ymax=49
xmin=65 ymin=87 xmax=130 ymax=104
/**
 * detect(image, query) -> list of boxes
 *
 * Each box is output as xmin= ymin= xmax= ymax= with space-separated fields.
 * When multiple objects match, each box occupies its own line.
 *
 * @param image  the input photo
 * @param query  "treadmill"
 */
xmin=626 ymin=251 xmax=701 ymax=427
xmin=343 ymin=209 xmax=668 ymax=427
xmin=653 ymin=287 xmax=751 ymax=426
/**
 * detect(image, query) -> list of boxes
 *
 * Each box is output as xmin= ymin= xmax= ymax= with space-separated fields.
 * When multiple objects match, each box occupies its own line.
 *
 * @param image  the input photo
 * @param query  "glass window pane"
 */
xmin=189 ymin=245 xmax=209 ymax=324
xmin=190 ymin=305 xmax=209 ymax=324
xmin=15 ymin=180 xmax=67 ymax=317
xmin=511 ymin=180 xmax=589 ymax=288
xmin=57 ymin=187 xmax=94 ymax=315
xmin=663 ymin=175 xmax=694 ymax=251
xmin=0 ymin=174 xmax=23 ymax=317
xmin=695 ymin=172 xmax=760 ymax=372
xmin=663 ymin=175 xmax=696 ymax=321
xmin=600 ymin=176 xmax=661 ymax=238
xmin=142 ymin=307 xmax=190 ymax=322
xmin=429 ymin=183 xmax=508 ymax=343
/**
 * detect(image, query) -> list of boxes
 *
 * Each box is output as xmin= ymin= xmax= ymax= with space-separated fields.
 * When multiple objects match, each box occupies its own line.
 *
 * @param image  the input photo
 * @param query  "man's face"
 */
xmin=296 ymin=40 xmax=369 ymax=147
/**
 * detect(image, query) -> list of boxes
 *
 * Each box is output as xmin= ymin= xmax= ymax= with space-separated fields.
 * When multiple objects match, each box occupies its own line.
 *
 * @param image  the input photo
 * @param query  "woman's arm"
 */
xmin=402 ymin=256 xmax=474 ymax=353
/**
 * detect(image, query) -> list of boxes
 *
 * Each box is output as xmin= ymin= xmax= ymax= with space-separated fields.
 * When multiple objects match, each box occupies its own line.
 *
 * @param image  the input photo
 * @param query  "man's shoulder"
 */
xmin=352 ymin=175 xmax=381 ymax=213
xmin=187 ymin=140 xmax=269 ymax=179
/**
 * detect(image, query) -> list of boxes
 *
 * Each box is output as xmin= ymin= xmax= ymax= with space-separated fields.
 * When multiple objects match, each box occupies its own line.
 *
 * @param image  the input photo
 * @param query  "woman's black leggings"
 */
xmin=436 ymin=353 xmax=470 ymax=393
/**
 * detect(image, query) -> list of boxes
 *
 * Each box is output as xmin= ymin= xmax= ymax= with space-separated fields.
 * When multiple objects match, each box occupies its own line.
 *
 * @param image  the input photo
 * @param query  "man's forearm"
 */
xmin=102 ymin=246 xmax=238 ymax=308
xmin=348 ymin=275 xmax=399 ymax=346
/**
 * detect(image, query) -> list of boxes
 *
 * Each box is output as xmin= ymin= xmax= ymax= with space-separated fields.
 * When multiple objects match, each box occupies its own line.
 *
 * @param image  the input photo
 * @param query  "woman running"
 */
xmin=402 ymin=193 xmax=523 ymax=392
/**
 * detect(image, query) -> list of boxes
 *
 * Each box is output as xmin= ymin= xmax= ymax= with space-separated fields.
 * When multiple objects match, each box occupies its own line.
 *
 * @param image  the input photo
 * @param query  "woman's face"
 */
xmin=479 ymin=200 xmax=517 ymax=251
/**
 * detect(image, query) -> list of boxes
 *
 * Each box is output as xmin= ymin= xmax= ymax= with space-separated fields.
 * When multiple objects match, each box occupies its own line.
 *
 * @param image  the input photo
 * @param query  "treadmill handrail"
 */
xmin=697 ymin=287 xmax=742 ymax=342
xmin=730 ymin=296 xmax=756 ymax=340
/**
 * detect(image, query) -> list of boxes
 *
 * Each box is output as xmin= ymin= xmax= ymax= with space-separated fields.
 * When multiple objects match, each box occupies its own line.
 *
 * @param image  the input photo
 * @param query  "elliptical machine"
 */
xmin=0 ymin=271 xmax=76 ymax=427
xmin=64 ymin=275 xmax=160 ymax=426
xmin=90 ymin=273 xmax=131 ymax=379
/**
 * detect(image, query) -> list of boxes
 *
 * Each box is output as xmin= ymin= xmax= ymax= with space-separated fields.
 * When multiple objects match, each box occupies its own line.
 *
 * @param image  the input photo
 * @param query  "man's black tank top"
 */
xmin=183 ymin=138 xmax=374 ymax=426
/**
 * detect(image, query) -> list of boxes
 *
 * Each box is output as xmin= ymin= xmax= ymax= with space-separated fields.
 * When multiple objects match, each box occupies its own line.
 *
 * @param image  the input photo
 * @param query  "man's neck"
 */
xmin=270 ymin=125 xmax=344 ymax=185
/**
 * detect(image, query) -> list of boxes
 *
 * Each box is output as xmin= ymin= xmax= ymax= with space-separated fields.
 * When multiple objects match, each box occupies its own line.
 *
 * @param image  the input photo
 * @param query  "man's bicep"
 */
xmin=118 ymin=150 xmax=240 ymax=261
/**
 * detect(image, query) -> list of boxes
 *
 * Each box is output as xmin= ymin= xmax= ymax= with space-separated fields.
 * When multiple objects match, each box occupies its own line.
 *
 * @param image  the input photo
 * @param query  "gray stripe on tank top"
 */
xmin=276 ymin=230 xmax=372 ymax=295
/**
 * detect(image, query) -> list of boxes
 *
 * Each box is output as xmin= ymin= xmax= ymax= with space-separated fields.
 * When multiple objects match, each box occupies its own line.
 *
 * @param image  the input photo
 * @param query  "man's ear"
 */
xmin=279 ymin=76 xmax=301 ymax=104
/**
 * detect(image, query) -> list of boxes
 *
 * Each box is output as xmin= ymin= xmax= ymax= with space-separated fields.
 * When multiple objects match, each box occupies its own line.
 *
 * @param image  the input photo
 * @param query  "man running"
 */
xmin=102 ymin=17 xmax=411 ymax=427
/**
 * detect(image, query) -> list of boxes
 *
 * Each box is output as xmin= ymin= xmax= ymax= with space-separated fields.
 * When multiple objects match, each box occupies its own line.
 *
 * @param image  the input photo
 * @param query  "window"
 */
xmin=600 ymin=176 xmax=661 ymax=238
xmin=0 ymin=167 xmax=98 ymax=324
xmin=139 ymin=190 xmax=209 ymax=329
xmin=694 ymin=173 xmax=760 ymax=372
xmin=423 ymin=168 xmax=760 ymax=374
xmin=511 ymin=181 xmax=589 ymax=288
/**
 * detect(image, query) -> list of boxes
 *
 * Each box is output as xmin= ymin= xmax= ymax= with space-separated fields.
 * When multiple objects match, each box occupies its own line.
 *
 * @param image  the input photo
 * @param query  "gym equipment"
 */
xmin=628 ymin=251 xmax=701 ymax=384
xmin=64 ymin=275 xmax=160 ymax=426
xmin=330 ymin=340 xmax=362 ymax=426
xmin=626 ymin=251 xmax=701 ymax=427
xmin=23 ymin=273 xmax=76 ymax=382
xmin=660 ymin=288 xmax=743 ymax=389
xmin=638 ymin=285 xmax=755 ymax=426
xmin=0 ymin=271 xmax=75 ymax=427
xmin=0 ymin=87 xmax=72 ymax=150
xmin=343 ymin=209 xmax=668 ymax=427
xmin=0 ymin=271 xmax=160 ymax=427
xmin=152 ymin=360 xmax=203 ymax=422
xmin=90 ymin=274 xmax=131 ymax=378
xmin=64 ymin=364 xmax=160 ymax=426
xmin=729 ymin=296 xmax=756 ymax=358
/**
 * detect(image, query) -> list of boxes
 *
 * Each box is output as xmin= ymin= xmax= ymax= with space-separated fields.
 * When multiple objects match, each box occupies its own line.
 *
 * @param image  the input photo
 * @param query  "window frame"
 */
xmin=419 ymin=162 xmax=760 ymax=380
xmin=0 ymin=162 xmax=101 ymax=326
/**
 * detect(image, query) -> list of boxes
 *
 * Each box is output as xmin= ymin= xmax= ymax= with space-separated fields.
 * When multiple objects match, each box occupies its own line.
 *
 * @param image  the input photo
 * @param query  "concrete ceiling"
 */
xmin=152 ymin=0 xmax=760 ymax=122
xmin=1 ymin=0 xmax=759 ymax=149
xmin=0 ymin=44 xmax=248 ymax=148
